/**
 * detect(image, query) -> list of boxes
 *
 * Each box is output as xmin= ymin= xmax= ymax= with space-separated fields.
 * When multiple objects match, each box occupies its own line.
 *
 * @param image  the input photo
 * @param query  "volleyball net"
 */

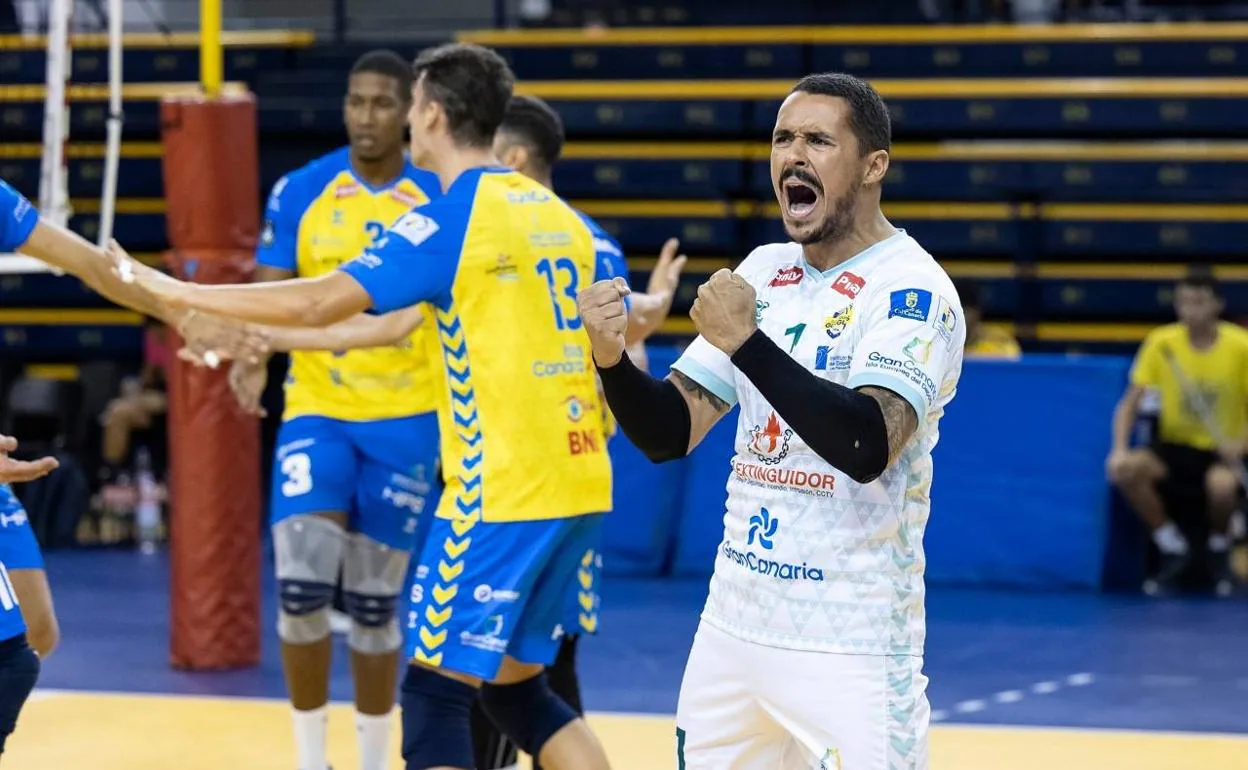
xmin=0 ymin=0 xmax=122 ymax=272
xmin=2 ymin=0 xmax=264 ymax=670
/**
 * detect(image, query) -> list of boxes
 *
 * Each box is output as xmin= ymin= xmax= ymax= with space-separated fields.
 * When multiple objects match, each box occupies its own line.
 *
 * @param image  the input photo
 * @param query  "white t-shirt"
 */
xmin=672 ymin=230 xmax=964 ymax=656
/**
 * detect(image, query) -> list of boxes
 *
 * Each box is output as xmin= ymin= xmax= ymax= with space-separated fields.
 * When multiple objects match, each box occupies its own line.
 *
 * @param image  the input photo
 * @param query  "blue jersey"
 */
xmin=0 ymin=179 xmax=39 ymax=254
xmin=574 ymin=209 xmax=631 ymax=311
xmin=0 ymin=486 xmax=42 ymax=642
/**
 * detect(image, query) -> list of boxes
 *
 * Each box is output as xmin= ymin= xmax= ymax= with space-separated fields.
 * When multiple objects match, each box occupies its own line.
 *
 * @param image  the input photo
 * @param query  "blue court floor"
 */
xmin=18 ymin=548 xmax=1248 ymax=768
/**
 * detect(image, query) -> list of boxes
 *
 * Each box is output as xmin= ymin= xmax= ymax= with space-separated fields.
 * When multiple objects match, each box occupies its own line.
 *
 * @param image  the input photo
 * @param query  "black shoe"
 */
xmin=1143 ymin=552 xmax=1189 ymax=597
xmin=1208 ymin=549 xmax=1237 ymax=598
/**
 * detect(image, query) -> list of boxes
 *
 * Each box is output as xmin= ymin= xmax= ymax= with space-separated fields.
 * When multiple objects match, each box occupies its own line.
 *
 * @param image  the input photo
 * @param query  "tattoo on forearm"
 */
xmin=859 ymin=386 xmax=918 ymax=461
xmin=671 ymin=371 xmax=731 ymax=413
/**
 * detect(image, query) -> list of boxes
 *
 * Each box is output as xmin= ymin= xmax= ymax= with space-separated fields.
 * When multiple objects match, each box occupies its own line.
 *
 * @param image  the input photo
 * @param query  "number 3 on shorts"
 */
xmin=281 ymin=452 xmax=313 ymax=497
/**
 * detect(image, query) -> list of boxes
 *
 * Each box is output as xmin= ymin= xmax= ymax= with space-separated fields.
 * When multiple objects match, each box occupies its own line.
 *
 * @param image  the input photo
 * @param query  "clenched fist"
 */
xmin=691 ymin=269 xmax=757 ymax=355
xmin=576 ymin=276 xmax=632 ymax=367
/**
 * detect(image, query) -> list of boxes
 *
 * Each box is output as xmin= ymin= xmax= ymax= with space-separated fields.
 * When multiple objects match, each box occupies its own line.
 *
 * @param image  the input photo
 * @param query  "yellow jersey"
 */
xmin=257 ymin=147 xmax=443 ymax=422
xmin=340 ymin=167 xmax=614 ymax=523
xmin=1130 ymin=322 xmax=1248 ymax=450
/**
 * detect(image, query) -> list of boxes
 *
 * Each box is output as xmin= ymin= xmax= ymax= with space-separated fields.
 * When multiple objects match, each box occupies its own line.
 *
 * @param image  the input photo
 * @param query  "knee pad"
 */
xmin=400 ymin=665 xmax=477 ymax=770
xmin=480 ymin=672 xmax=578 ymax=759
xmin=342 ymin=532 xmax=410 ymax=655
xmin=273 ymin=515 xmax=345 ymax=644
xmin=0 ymin=635 xmax=41 ymax=754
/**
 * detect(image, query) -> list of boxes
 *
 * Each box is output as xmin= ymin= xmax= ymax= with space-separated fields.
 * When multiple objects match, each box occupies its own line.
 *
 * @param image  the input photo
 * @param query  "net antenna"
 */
xmin=38 ymin=0 xmax=73 ymax=234
xmin=99 ymin=0 xmax=125 ymax=247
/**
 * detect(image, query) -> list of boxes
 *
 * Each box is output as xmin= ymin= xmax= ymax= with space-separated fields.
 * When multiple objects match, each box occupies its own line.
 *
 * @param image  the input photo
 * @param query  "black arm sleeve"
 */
xmin=595 ymin=352 xmax=692 ymax=463
xmin=730 ymin=329 xmax=890 ymax=484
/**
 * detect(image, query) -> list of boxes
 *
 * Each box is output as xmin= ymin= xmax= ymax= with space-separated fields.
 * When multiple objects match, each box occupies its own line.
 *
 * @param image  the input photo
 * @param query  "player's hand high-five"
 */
xmin=0 ymin=435 xmax=58 ymax=484
xmin=105 ymin=241 xmax=271 ymax=367
xmin=577 ymin=276 xmax=631 ymax=367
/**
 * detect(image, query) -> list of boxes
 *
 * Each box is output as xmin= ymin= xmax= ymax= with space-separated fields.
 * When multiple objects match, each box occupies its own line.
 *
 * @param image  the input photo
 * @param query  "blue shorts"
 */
xmin=563 ymin=516 xmax=604 ymax=638
xmin=405 ymin=513 xmax=604 ymax=680
xmin=270 ymin=414 xmax=441 ymax=550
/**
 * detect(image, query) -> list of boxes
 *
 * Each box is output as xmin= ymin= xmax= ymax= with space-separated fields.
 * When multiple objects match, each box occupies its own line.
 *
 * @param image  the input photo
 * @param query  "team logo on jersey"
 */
xmin=331 ymin=210 xmax=345 ymax=226
xmin=392 ymin=212 xmax=440 ymax=247
xmin=563 ymin=395 xmax=594 ymax=422
xmin=0 ymin=509 xmax=28 ymax=528
xmin=748 ymin=412 xmax=793 ymax=465
xmin=904 ymin=336 xmax=933 ymax=364
xmin=769 ymin=265 xmax=803 ymax=287
xmin=831 ymin=271 xmax=864 ymax=298
xmin=390 ymin=187 xmax=420 ymax=208
xmin=487 ymin=254 xmax=519 ymax=280
xmin=814 ymin=346 xmax=852 ymax=371
xmin=747 ymin=507 xmax=779 ymax=550
xmin=823 ymin=305 xmax=854 ymax=340
xmin=934 ymin=295 xmax=957 ymax=343
xmin=889 ymin=288 xmax=932 ymax=321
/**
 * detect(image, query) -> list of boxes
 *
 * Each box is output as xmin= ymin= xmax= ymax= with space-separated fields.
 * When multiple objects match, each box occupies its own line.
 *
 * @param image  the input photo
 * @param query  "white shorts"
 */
xmin=675 ymin=620 xmax=930 ymax=770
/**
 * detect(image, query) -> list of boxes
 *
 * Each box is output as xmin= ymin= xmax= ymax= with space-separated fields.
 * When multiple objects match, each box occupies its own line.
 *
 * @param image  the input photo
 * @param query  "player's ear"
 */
xmin=863 ymin=149 xmax=889 ymax=187
xmin=499 ymin=143 xmax=528 ymax=171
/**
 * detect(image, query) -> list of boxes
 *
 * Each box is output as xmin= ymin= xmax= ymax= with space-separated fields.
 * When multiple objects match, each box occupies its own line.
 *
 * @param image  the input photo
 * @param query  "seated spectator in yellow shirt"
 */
xmin=1106 ymin=271 xmax=1247 ymax=598
xmin=955 ymin=279 xmax=1021 ymax=359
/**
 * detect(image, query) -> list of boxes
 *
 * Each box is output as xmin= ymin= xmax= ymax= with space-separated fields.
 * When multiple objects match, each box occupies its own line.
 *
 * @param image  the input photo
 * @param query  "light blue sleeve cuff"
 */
xmin=671 ymin=357 xmax=738 ymax=408
xmin=846 ymin=371 xmax=928 ymax=423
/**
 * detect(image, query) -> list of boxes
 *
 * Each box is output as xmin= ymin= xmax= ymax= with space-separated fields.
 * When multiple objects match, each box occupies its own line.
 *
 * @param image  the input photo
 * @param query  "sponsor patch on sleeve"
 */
xmin=888 ymin=288 xmax=932 ymax=321
xmin=391 ymin=212 xmax=439 ymax=247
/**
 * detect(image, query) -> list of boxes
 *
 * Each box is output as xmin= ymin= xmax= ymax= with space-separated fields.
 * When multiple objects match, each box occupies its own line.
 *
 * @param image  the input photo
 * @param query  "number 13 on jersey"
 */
xmin=537 ymin=257 xmax=583 ymax=332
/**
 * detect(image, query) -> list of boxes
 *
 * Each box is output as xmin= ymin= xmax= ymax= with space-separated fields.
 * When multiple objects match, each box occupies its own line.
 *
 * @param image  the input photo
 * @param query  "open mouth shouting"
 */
xmin=781 ymin=171 xmax=822 ymax=221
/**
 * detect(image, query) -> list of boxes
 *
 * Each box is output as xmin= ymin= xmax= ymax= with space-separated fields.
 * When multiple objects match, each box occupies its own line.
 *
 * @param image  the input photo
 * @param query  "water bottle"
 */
xmin=135 ymin=447 xmax=161 ymax=555
xmin=1133 ymin=387 xmax=1161 ymax=448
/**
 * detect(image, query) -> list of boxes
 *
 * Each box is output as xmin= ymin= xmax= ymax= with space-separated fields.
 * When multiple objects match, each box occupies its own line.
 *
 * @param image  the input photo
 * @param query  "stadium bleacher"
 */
xmin=2 ymin=22 xmax=1247 ymax=362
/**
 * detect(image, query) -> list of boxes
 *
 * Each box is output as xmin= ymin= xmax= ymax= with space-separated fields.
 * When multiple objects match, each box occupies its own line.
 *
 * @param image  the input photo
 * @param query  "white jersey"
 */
xmin=672 ymin=230 xmax=964 ymax=656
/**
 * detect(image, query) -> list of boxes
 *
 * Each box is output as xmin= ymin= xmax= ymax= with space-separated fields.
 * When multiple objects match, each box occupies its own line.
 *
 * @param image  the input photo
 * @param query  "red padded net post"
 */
xmin=160 ymin=94 xmax=262 ymax=669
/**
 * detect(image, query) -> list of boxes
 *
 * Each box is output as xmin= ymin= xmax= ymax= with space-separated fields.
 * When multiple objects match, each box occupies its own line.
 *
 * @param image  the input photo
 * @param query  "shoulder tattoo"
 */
xmin=671 ymin=370 xmax=731 ymax=414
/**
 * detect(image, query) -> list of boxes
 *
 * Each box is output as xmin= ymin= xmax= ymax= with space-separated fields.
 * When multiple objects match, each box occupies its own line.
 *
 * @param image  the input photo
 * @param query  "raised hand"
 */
xmin=645 ymin=237 xmax=688 ymax=313
xmin=576 ymin=276 xmax=632 ymax=367
xmin=690 ymin=269 xmax=758 ymax=355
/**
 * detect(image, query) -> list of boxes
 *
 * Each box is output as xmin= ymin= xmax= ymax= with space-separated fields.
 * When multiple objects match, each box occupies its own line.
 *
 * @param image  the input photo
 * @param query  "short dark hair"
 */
xmin=791 ymin=72 xmax=891 ymax=155
xmin=412 ymin=43 xmax=515 ymax=149
xmin=1178 ymin=267 xmax=1222 ymax=298
xmin=499 ymin=95 xmax=565 ymax=171
xmin=350 ymin=49 xmax=412 ymax=99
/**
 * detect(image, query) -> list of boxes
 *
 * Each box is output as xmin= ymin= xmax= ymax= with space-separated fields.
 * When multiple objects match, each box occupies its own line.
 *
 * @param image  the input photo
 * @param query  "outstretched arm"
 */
xmin=111 ymin=207 xmax=458 ymax=328
xmin=114 ymin=247 xmax=373 ymax=328
xmin=22 ymin=219 xmax=186 ymax=325
xmin=264 ymin=305 xmax=426 ymax=351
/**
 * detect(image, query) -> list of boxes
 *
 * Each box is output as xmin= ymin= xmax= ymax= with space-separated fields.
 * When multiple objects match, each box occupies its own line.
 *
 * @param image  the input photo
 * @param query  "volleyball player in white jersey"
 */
xmin=578 ymin=73 xmax=965 ymax=770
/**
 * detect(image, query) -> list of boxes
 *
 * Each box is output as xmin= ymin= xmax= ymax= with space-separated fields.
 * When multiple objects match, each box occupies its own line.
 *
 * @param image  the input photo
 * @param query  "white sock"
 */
xmin=1209 ymin=534 xmax=1230 ymax=552
xmin=1153 ymin=522 xmax=1189 ymax=555
xmin=292 ymin=705 xmax=330 ymax=770
xmin=356 ymin=710 xmax=392 ymax=770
